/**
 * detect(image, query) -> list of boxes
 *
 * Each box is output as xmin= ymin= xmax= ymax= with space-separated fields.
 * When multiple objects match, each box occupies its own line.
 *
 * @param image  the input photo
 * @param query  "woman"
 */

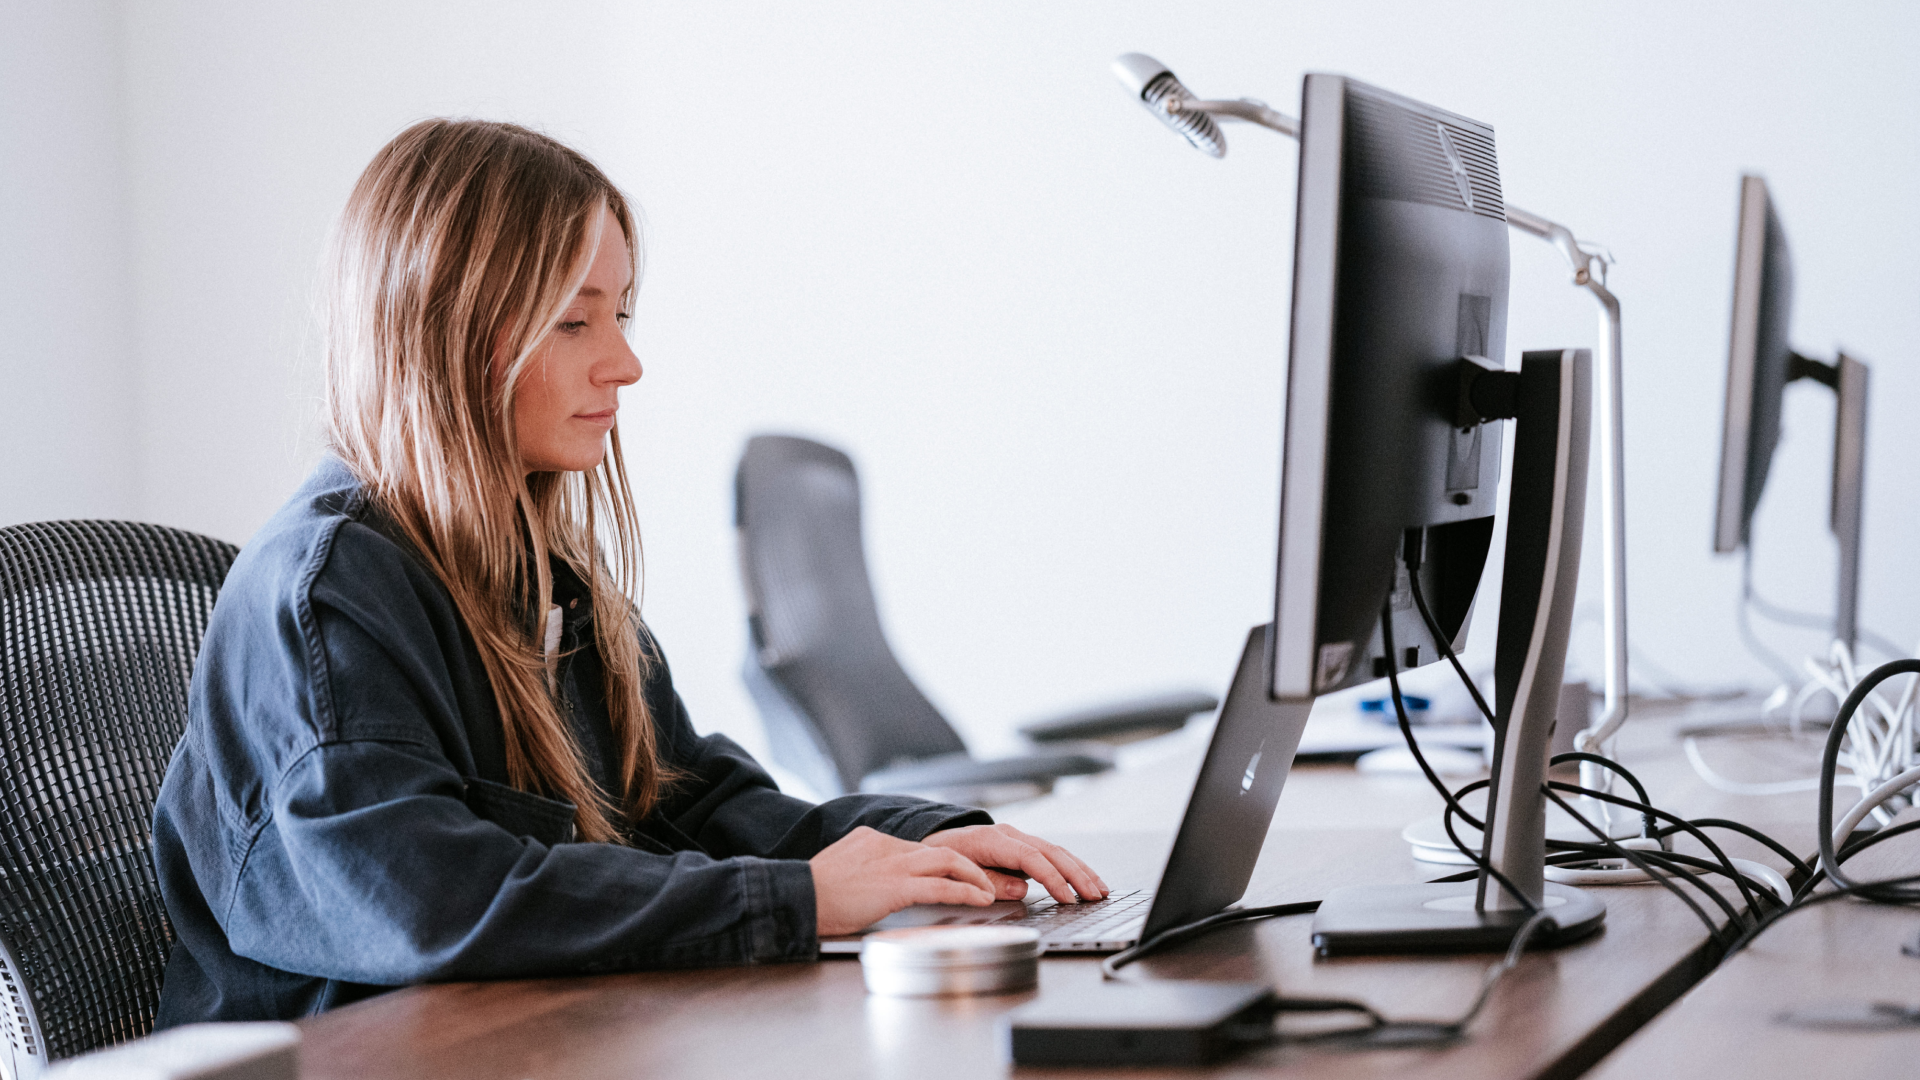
xmin=151 ymin=119 xmax=1104 ymax=1025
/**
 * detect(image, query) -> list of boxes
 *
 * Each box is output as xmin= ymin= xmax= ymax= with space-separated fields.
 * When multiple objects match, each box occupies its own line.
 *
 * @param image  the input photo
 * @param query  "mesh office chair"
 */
xmin=735 ymin=435 xmax=1217 ymax=805
xmin=0 ymin=521 xmax=238 ymax=1077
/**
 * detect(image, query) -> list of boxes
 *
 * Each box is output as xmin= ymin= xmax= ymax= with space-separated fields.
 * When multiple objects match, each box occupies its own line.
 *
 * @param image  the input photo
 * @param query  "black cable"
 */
xmin=1549 ymin=750 xmax=1652 ymax=810
xmin=1272 ymin=911 xmax=1561 ymax=1049
xmin=1412 ymin=553 xmax=1774 ymax=936
xmin=1723 ymin=870 xmax=1920 ymax=957
xmin=1539 ymin=839 xmax=1788 ymax=917
xmin=1546 ymin=779 xmax=1763 ymax=921
xmin=1439 ymin=781 xmax=1493 ymax=877
xmin=1379 ymin=597 xmax=1539 ymax=914
xmin=1840 ymin=817 xmax=1920 ymax=864
xmin=1549 ymin=750 xmax=1655 ymax=836
xmin=1303 ymin=909 xmax=1559 ymax=1047
xmin=1625 ymin=850 xmax=1790 ymax=912
xmin=1817 ymin=659 xmax=1920 ymax=901
xmin=1664 ymin=818 xmax=1811 ymax=882
xmin=1405 ymin=563 xmax=1496 ymax=725
xmin=1100 ymin=901 xmax=1322 ymax=978
xmin=1413 ymin=542 xmax=1858 ymax=945
xmin=1793 ymin=795 xmax=1920 ymax=900
xmin=1542 ymin=786 xmax=1737 ymax=947
xmin=1405 ymin=566 xmax=1670 ymax=917
xmin=1437 ymin=770 xmax=1763 ymax=930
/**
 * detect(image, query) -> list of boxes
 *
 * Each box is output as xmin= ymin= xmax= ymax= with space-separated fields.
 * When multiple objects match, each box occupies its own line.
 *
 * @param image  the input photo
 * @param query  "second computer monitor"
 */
xmin=1714 ymin=173 xmax=1796 ymax=555
xmin=1271 ymin=73 xmax=1511 ymax=702
xmin=1711 ymin=173 xmax=1868 ymax=650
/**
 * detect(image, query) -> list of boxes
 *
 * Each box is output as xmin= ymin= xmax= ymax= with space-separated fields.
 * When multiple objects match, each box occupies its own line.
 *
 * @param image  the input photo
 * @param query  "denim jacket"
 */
xmin=151 ymin=457 xmax=989 ymax=1025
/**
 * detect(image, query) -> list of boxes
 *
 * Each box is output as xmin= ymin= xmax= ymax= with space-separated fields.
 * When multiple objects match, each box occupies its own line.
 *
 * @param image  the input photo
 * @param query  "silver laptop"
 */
xmin=821 ymin=624 xmax=1312 ymax=954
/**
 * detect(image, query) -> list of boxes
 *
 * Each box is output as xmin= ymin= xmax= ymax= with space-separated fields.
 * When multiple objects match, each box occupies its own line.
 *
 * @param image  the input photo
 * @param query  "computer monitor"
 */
xmin=1712 ymin=174 xmax=1868 ymax=651
xmin=1270 ymin=77 xmax=1508 ymax=701
xmin=1268 ymin=74 xmax=1604 ymax=952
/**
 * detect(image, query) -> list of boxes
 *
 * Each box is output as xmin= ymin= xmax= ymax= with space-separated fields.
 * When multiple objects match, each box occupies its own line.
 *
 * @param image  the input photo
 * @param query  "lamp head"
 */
xmin=1112 ymin=53 xmax=1226 ymax=159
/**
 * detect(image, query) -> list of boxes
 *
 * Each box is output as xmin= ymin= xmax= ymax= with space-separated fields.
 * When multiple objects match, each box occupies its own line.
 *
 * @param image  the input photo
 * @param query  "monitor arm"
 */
xmin=1782 ymin=351 xmax=1869 ymax=653
xmin=1172 ymin=97 xmax=1633 ymax=790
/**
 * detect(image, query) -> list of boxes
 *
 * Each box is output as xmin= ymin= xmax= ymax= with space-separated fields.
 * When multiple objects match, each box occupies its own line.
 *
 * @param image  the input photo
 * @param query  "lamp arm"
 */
xmin=1166 ymin=97 xmax=1299 ymax=137
xmin=1574 ymin=278 xmax=1629 ymax=758
xmin=1504 ymin=211 xmax=1629 ymax=765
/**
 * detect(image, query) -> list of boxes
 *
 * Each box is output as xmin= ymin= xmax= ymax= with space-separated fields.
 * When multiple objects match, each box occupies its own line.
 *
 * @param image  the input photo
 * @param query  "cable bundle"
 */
xmin=1095 ymin=551 xmax=1920 ymax=1051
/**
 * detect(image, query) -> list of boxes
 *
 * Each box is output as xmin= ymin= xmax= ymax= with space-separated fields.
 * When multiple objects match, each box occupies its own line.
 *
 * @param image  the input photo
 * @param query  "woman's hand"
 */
xmin=809 ymin=826 xmax=997 ymax=936
xmin=923 ymin=824 xmax=1109 ymax=904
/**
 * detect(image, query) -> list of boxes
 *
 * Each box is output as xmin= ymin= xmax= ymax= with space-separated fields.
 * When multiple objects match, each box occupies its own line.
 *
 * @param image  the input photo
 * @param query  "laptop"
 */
xmin=821 ymin=624 xmax=1312 ymax=954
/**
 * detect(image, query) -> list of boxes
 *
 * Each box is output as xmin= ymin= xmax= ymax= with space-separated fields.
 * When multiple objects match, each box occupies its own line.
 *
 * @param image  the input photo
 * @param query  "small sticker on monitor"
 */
xmin=1316 ymin=642 xmax=1354 ymax=691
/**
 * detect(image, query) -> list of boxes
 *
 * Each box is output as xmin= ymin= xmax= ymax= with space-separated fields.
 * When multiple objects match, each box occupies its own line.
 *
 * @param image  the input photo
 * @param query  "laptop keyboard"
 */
xmin=1005 ymin=889 xmax=1152 ymax=949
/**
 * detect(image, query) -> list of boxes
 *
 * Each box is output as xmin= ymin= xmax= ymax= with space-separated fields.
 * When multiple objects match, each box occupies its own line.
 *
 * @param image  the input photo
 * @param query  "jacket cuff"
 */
xmin=897 ymin=804 xmax=994 ymax=841
xmin=742 ymin=856 xmax=820 ymax=962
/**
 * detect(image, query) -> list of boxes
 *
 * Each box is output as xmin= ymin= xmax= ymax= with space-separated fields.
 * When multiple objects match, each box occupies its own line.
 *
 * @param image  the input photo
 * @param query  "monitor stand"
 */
xmin=1311 ymin=349 xmax=1605 ymax=956
xmin=1822 ymin=352 xmax=1868 ymax=654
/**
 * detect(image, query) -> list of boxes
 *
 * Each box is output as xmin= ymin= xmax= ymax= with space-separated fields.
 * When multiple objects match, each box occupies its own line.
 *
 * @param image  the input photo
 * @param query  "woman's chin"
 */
xmin=527 ymin=452 xmax=607 ymax=475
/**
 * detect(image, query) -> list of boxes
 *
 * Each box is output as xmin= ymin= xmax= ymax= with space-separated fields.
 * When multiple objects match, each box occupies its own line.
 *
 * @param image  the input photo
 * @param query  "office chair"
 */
xmin=0 ymin=521 xmax=238 ymax=1075
xmin=734 ymin=435 xmax=1217 ymax=805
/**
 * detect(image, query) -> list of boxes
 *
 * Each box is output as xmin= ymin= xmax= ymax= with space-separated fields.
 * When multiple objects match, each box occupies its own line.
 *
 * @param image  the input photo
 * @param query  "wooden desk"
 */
xmin=296 ymin=717 xmax=1826 ymax=1079
xmin=1589 ymin=811 xmax=1920 ymax=1076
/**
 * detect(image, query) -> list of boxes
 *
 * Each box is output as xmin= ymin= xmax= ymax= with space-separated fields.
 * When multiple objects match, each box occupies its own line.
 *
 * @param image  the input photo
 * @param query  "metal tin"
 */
xmin=859 ymin=925 xmax=1041 ymax=997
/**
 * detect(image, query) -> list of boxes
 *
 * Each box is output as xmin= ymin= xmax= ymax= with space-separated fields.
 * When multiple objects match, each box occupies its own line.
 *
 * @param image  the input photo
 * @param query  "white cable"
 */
xmin=1541 ymin=845 xmax=1791 ymax=906
xmin=1545 ymin=864 xmax=1658 ymax=886
xmin=1545 ymin=837 xmax=1664 ymax=887
xmin=1830 ymin=762 xmax=1920 ymax=849
xmin=1803 ymin=644 xmax=1920 ymax=815
xmin=1729 ymin=857 xmax=1793 ymax=906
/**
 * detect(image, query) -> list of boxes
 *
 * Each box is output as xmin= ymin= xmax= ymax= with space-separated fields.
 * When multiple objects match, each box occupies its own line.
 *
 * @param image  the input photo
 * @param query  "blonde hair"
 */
xmin=324 ymin=118 xmax=668 ymax=842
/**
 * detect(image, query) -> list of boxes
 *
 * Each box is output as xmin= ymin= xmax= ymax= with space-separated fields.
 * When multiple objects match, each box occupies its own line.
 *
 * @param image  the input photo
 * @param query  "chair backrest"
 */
xmin=0 ymin=521 xmax=238 ymax=1073
xmin=735 ymin=436 xmax=967 ymax=792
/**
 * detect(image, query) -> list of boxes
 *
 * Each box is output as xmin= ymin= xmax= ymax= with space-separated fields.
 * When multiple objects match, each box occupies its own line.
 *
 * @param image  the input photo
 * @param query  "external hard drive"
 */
xmin=1004 ymin=981 xmax=1276 ymax=1066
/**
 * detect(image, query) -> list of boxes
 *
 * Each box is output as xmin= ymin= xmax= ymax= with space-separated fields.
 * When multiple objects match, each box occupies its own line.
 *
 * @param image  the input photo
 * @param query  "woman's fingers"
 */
xmin=1026 ymin=834 xmax=1108 ymax=898
xmin=923 ymin=824 xmax=1111 ymax=903
xmin=988 ymin=837 xmax=1082 ymax=903
xmin=906 ymin=845 xmax=995 ymax=895
xmin=979 ymin=826 xmax=1106 ymax=902
xmin=983 ymin=868 xmax=1030 ymax=900
xmin=904 ymin=875 xmax=995 ymax=907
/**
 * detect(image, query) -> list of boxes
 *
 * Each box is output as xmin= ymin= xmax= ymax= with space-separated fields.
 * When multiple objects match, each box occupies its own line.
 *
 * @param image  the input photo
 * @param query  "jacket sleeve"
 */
xmin=227 ymin=737 xmax=818 ymax=984
xmin=648 ymin=687 xmax=992 ymax=861
xmin=212 ymin=532 xmax=820 ymax=986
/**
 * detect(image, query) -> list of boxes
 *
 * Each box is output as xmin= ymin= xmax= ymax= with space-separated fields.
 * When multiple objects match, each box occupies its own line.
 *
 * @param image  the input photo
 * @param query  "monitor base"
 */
xmin=1309 ymin=882 xmax=1605 ymax=957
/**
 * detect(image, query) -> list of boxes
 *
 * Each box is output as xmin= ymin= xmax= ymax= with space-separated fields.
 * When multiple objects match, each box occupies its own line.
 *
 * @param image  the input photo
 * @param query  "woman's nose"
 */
xmin=601 ymin=336 xmax=643 ymax=386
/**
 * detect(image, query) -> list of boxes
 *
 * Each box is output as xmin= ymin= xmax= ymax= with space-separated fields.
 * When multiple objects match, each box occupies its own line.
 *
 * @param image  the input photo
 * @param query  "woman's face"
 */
xmin=513 ymin=206 xmax=642 ymax=474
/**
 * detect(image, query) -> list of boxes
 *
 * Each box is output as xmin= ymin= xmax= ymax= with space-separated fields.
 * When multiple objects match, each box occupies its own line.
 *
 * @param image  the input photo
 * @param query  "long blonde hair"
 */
xmin=324 ymin=118 xmax=668 ymax=842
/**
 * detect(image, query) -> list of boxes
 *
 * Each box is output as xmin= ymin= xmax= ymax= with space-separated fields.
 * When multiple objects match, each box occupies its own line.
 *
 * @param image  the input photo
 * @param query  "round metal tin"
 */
xmin=859 ymin=925 xmax=1041 ymax=997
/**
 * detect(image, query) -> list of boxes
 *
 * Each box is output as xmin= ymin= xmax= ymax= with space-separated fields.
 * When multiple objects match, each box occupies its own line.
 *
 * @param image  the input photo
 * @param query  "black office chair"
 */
xmin=0 ymin=521 xmax=238 ymax=1074
xmin=734 ymin=435 xmax=1217 ymax=805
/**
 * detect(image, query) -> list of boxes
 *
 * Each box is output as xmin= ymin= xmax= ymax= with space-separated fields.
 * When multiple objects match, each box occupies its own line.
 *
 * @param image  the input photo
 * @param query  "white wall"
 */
xmin=6 ymin=1 xmax=1917 ymax=764
xmin=1 ymin=1 xmax=139 ymax=524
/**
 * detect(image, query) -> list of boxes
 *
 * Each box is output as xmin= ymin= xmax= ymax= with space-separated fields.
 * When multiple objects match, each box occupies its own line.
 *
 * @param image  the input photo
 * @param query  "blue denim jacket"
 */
xmin=151 ymin=458 xmax=988 ymax=1025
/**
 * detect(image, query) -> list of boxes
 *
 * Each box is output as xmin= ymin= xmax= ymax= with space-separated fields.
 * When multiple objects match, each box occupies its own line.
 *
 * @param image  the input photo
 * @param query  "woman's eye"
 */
xmin=615 ymin=311 xmax=632 ymax=325
xmin=558 ymin=320 xmax=588 ymax=334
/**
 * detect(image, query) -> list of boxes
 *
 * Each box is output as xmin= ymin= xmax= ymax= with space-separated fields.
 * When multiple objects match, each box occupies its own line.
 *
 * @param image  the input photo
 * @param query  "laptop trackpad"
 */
xmin=868 ymin=899 xmax=1029 ymax=930
xmin=818 ymin=899 xmax=1029 ymax=954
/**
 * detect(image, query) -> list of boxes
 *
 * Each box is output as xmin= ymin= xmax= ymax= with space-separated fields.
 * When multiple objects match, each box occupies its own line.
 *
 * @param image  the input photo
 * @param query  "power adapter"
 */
xmin=1004 ymin=981 xmax=1276 ymax=1066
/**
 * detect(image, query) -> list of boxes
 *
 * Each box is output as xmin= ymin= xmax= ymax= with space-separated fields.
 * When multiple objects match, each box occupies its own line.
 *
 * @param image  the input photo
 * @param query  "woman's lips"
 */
xmin=574 ymin=409 xmax=617 ymax=427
